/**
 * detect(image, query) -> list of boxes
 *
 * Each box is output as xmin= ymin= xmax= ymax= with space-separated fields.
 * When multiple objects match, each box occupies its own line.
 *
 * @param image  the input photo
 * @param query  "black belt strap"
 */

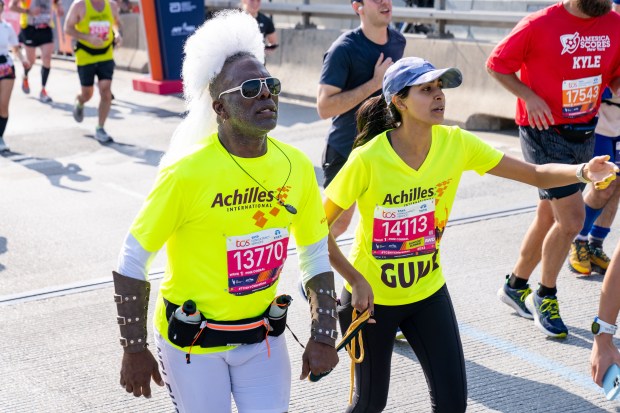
xmin=603 ymin=99 xmax=620 ymax=109
xmin=74 ymin=41 xmax=112 ymax=56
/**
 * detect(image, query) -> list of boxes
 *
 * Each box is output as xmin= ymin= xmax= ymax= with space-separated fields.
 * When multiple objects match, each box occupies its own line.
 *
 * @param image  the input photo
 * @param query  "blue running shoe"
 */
xmin=497 ymin=275 xmax=533 ymax=320
xmin=525 ymin=293 xmax=568 ymax=338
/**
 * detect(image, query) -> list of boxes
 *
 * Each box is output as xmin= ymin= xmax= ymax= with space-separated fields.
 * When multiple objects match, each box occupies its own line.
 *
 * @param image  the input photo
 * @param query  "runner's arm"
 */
xmin=298 ymin=236 xmax=331 ymax=288
xmin=486 ymin=67 xmax=554 ymax=130
xmin=114 ymin=234 xmax=163 ymax=398
xmin=317 ymin=52 xmax=392 ymax=119
xmin=322 ymin=197 xmax=374 ymax=316
xmin=10 ymin=45 xmax=29 ymax=69
xmin=63 ymin=1 xmax=91 ymax=42
xmin=53 ymin=0 xmax=64 ymax=17
xmin=9 ymin=0 xmax=29 ymax=15
xmin=110 ymin=0 xmax=123 ymax=46
xmin=488 ymin=154 xmax=618 ymax=189
xmin=591 ymin=244 xmax=620 ymax=386
xmin=117 ymin=232 xmax=158 ymax=281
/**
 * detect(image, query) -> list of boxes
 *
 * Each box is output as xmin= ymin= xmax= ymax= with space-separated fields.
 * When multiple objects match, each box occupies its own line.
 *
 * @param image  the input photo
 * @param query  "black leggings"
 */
xmin=338 ymin=284 xmax=467 ymax=413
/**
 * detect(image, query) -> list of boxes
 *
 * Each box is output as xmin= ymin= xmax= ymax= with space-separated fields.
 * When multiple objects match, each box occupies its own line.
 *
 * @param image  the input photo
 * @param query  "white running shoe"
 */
xmin=0 ymin=137 xmax=8 ymax=152
xmin=95 ymin=127 xmax=113 ymax=143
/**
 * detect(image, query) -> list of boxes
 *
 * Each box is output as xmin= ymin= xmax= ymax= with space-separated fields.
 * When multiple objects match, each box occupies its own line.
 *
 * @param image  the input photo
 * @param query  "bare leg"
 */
xmin=77 ymin=85 xmax=94 ymax=105
xmin=97 ymin=79 xmax=112 ymax=127
xmin=0 ymin=78 xmax=15 ymax=117
xmin=592 ymin=180 xmax=620 ymax=229
xmin=540 ymin=192 xmax=585 ymax=288
xmin=512 ymin=199 xmax=554 ymax=279
xmin=23 ymin=46 xmax=36 ymax=72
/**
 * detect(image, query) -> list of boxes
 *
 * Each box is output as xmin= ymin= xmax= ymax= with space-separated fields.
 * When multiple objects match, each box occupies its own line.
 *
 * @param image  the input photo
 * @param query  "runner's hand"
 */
xmin=585 ymin=155 xmax=619 ymax=190
xmin=524 ymin=93 xmax=554 ymax=130
xmin=591 ymin=335 xmax=620 ymax=387
xmin=300 ymin=339 xmax=339 ymax=380
xmin=350 ymin=276 xmax=375 ymax=323
xmin=114 ymin=34 xmax=123 ymax=48
xmin=88 ymin=35 xmax=104 ymax=47
xmin=372 ymin=53 xmax=393 ymax=92
xmin=120 ymin=349 xmax=164 ymax=398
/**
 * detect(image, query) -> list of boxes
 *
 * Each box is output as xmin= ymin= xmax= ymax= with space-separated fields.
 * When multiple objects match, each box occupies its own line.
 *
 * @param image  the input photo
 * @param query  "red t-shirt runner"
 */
xmin=487 ymin=3 xmax=620 ymax=126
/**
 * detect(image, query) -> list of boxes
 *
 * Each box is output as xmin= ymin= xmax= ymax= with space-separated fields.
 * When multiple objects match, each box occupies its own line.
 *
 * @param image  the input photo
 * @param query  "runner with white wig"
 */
xmin=161 ymin=10 xmax=265 ymax=166
xmin=112 ymin=10 xmax=339 ymax=413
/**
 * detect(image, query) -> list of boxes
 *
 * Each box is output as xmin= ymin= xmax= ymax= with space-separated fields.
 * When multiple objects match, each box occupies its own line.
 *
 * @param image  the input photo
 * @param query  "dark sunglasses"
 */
xmin=218 ymin=77 xmax=281 ymax=99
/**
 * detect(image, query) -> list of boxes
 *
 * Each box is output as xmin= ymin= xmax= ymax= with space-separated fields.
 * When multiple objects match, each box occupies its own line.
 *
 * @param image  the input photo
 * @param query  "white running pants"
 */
xmin=154 ymin=331 xmax=291 ymax=413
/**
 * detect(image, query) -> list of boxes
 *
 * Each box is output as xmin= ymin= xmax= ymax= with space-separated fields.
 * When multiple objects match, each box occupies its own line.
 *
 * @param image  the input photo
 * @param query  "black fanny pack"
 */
xmin=74 ymin=40 xmax=112 ymax=56
xmin=603 ymin=99 xmax=620 ymax=109
xmin=165 ymin=295 xmax=290 ymax=348
xmin=553 ymin=117 xmax=598 ymax=142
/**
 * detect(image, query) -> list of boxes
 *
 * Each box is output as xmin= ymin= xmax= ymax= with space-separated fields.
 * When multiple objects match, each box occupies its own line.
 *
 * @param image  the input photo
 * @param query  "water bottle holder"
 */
xmin=167 ymin=314 xmax=202 ymax=347
xmin=164 ymin=298 xmax=288 ymax=348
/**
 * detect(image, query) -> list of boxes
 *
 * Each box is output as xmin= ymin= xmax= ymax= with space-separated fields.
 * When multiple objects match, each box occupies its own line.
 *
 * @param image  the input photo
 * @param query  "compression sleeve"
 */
xmin=298 ymin=236 xmax=331 ymax=288
xmin=117 ymin=233 xmax=157 ymax=281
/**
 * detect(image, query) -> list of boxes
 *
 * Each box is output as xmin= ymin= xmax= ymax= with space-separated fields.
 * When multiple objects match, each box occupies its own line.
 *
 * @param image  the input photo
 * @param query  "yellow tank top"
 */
xmin=19 ymin=0 xmax=54 ymax=29
xmin=74 ymin=0 xmax=114 ymax=66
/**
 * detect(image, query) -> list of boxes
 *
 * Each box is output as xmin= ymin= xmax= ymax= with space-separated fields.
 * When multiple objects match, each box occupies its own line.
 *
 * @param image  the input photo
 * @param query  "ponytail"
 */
xmin=353 ymin=88 xmax=409 ymax=149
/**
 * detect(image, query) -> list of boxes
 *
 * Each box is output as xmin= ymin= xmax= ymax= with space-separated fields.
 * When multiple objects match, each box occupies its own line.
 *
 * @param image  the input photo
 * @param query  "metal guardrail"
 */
xmin=205 ymin=0 xmax=527 ymax=30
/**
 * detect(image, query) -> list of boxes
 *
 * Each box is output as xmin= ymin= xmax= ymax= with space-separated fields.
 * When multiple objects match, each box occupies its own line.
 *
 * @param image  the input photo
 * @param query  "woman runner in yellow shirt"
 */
xmin=324 ymin=56 xmax=618 ymax=412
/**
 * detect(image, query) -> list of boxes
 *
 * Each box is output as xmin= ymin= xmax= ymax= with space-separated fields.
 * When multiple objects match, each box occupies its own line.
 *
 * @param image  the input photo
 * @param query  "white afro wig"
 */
xmin=161 ymin=10 xmax=265 ymax=167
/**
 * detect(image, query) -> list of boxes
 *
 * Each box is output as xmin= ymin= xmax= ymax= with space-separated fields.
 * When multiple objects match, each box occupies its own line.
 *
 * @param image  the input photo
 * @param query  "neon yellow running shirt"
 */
xmin=325 ymin=126 xmax=503 ymax=305
xmin=130 ymin=133 xmax=328 ymax=353
xmin=73 ymin=0 xmax=114 ymax=66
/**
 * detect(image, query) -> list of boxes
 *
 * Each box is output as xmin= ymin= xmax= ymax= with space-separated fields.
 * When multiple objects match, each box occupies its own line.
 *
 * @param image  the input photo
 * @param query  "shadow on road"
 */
xmin=46 ymin=97 xmax=183 ymax=122
xmin=466 ymin=360 xmax=609 ymax=412
xmin=1 ymin=150 xmax=90 ymax=192
xmin=87 ymin=139 xmax=165 ymax=166
xmin=391 ymin=343 xmax=608 ymax=411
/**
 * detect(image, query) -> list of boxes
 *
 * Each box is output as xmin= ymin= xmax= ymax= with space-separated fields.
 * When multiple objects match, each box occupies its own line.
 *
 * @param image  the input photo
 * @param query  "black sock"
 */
xmin=508 ymin=273 xmax=528 ymax=289
xmin=0 ymin=116 xmax=8 ymax=137
xmin=24 ymin=67 xmax=30 ymax=77
xmin=537 ymin=284 xmax=557 ymax=297
xmin=41 ymin=66 xmax=50 ymax=87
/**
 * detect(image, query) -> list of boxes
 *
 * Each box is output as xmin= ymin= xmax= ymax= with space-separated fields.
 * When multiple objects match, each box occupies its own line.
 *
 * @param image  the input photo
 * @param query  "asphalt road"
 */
xmin=1 ymin=60 xmax=619 ymax=412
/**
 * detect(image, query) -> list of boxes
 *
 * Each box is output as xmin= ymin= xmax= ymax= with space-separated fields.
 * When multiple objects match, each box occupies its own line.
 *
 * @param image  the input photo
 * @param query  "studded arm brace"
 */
xmin=113 ymin=271 xmax=150 ymax=353
xmin=305 ymin=272 xmax=339 ymax=348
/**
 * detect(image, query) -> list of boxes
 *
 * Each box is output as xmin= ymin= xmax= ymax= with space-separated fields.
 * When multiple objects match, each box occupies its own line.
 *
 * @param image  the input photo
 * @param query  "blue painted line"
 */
xmin=459 ymin=323 xmax=600 ymax=393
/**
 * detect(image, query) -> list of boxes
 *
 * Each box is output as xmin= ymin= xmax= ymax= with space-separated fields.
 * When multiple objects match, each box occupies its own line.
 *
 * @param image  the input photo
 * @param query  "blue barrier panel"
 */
xmin=154 ymin=0 xmax=204 ymax=80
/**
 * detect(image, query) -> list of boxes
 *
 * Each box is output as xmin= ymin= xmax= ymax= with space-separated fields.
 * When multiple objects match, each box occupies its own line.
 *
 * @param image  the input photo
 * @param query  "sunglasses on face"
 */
xmin=218 ymin=77 xmax=281 ymax=99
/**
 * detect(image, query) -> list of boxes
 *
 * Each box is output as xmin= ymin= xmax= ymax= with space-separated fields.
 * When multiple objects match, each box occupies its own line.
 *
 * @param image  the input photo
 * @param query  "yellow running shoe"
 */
xmin=568 ymin=240 xmax=591 ymax=275
xmin=590 ymin=244 xmax=610 ymax=274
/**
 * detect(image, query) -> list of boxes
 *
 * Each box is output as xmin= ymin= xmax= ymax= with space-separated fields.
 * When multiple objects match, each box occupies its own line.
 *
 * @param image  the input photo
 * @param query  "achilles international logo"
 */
xmin=561 ymin=32 xmax=611 ymax=55
xmin=211 ymin=185 xmax=292 ymax=228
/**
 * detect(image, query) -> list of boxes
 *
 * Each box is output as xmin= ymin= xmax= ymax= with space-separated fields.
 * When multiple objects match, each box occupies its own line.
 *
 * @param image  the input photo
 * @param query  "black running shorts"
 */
xmin=322 ymin=144 xmax=348 ymax=189
xmin=519 ymin=125 xmax=595 ymax=200
xmin=77 ymin=59 xmax=115 ymax=87
xmin=19 ymin=25 xmax=53 ymax=47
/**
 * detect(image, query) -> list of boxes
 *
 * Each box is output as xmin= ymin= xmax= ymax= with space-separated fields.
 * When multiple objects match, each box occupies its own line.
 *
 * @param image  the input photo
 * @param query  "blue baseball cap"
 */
xmin=383 ymin=57 xmax=462 ymax=104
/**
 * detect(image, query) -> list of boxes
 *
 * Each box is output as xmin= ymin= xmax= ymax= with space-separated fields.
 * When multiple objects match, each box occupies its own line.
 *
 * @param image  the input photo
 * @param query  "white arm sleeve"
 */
xmin=298 ymin=236 xmax=332 ymax=289
xmin=117 ymin=233 xmax=157 ymax=281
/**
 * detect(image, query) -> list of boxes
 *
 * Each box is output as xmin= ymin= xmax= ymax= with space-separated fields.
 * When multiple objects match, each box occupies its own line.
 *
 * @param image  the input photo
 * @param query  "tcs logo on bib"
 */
xmin=382 ymin=211 xmax=397 ymax=219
